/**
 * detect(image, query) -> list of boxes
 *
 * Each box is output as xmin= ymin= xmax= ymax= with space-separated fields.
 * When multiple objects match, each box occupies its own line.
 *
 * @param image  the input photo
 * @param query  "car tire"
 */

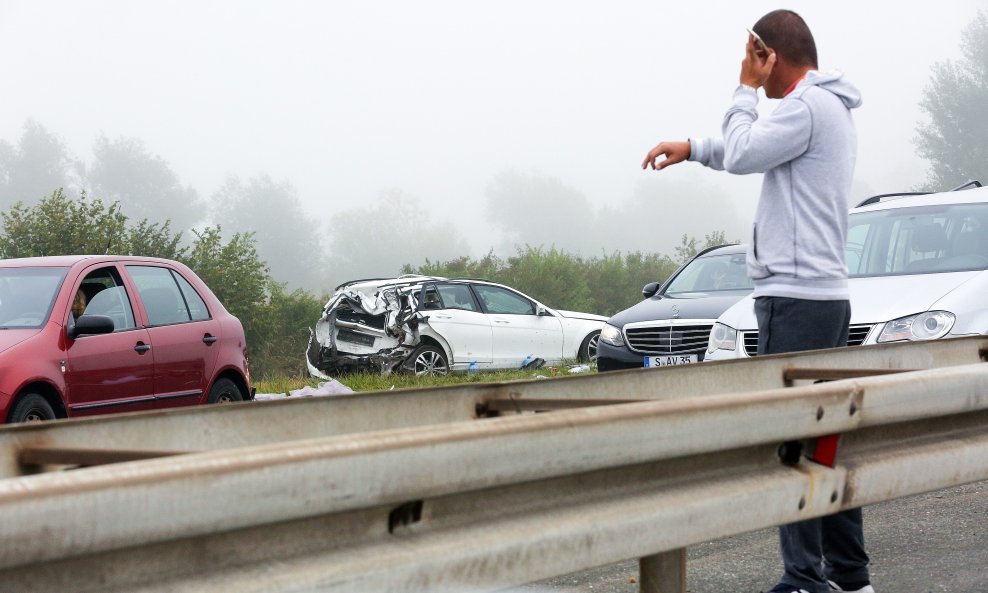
xmin=578 ymin=330 xmax=601 ymax=363
xmin=406 ymin=345 xmax=450 ymax=377
xmin=8 ymin=393 xmax=57 ymax=423
xmin=207 ymin=377 xmax=244 ymax=404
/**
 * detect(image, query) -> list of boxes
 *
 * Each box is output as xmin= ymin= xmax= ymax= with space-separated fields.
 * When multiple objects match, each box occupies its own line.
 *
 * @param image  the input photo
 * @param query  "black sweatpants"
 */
xmin=755 ymin=296 xmax=870 ymax=593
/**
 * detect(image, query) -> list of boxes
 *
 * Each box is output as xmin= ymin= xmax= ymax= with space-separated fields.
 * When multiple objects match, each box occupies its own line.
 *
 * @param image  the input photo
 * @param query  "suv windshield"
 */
xmin=848 ymin=202 xmax=988 ymax=277
xmin=665 ymin=253 xmax=753 ymax=295
xmin=0 ymin=267 xmax=69 ymax=328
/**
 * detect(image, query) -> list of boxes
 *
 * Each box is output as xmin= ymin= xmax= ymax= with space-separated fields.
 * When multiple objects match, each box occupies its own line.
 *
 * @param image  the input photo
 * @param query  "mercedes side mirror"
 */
xmin=642 ymin=282 xmax=661 ymax=299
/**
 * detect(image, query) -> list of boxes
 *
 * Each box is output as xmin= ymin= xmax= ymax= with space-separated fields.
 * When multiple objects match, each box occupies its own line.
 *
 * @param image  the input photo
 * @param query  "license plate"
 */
xmin=644 ymin=354 xmax=698 ymax=368
xmin=337 ymin=329 xmax=375 ymax=348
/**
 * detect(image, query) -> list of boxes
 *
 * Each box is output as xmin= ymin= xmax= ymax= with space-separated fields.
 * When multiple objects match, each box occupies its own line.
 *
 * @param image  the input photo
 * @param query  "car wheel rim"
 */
xmin=588 ymin=334 xmax=599 ymax=361
xmin=24 ymin=409 xmax=47 ymax=422
xmin=414 ymin=351 xmax=448 ymax=376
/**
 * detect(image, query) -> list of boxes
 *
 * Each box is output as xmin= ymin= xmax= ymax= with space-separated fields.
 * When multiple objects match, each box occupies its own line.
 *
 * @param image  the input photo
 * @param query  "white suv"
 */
xmin=706 ymin=182 xmax=988 ymax=360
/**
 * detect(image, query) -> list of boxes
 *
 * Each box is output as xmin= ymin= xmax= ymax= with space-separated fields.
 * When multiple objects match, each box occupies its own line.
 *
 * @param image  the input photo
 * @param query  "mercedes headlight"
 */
xmin=877 ymin=311 xmax=955 ymax=343
xmin=600 ymin=323 xmax=625 ymax=347
xmin=707 ymin=322 xmax=738 ymax=353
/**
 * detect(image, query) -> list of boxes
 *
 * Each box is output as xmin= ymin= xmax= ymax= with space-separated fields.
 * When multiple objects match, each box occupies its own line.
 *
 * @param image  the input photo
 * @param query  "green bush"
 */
xmin=246 ymin=282 xmax=325 ymax=377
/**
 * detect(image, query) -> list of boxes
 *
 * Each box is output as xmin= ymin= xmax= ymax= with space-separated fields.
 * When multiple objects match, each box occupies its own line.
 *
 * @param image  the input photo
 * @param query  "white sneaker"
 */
xmin=827 ymin=579 xmax=875 ymax=593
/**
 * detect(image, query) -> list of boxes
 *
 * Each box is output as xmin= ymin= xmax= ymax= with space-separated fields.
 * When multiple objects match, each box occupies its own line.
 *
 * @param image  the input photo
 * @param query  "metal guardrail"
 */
xmin=0 ymin=337 xmax=986 ymax=592
xmin=0 ymin=337 xmax=984 ymax=478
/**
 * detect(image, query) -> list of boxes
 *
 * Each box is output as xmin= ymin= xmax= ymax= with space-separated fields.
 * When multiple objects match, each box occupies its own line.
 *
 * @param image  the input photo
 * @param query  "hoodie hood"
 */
xmin=800 ymin=70 xmax=862 ymax=109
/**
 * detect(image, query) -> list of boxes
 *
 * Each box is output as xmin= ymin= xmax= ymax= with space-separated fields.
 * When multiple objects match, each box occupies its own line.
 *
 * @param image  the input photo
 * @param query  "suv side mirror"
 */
xmin=67 ymin=314 xmax=115 ymax=339
xmin=642 ymin=282 xmax=661 ymax=299
xmin=536 ymin=305 xmax=551 ymax=316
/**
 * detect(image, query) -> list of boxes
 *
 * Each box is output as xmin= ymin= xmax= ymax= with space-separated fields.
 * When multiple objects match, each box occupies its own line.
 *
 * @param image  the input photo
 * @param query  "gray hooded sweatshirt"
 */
xmin=689 ymin=71 xmax=863 ymax=300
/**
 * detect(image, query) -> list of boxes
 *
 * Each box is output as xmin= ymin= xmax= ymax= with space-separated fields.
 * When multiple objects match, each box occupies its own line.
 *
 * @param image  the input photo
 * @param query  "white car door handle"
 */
xmin=493 ymin=319 xmax=510 ymax=324
xmin=433 ymin=314 xmax=453 ymax=319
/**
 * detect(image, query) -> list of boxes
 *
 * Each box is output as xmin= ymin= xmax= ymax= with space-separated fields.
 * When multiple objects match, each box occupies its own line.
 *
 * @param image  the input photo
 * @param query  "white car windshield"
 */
xmin=848 ymin=202 xmax=988 ymax=277
xmin=665 ymin=253 xmax=753 ymax=295
xmin=0 ymin=267 xmax=68 ymax=328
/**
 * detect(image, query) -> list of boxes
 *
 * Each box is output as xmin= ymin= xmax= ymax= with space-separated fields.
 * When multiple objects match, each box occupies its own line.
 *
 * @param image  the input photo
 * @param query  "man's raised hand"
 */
xmin=641 ymin=141 xmax=691 ymax=170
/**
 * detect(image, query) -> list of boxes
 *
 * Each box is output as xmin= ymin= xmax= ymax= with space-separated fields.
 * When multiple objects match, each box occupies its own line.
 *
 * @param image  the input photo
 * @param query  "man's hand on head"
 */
xmin=641 ymin=141 xmax=691 ymax=170
xmin=740 ymin=35 xmax=776 ymax=89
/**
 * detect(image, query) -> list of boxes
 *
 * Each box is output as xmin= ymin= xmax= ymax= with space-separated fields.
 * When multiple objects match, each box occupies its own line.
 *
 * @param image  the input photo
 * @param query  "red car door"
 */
xmin=125 ymin=265 xmax=220 ymax=407
xmin=63 ymin=266 xmax=156 ymax=417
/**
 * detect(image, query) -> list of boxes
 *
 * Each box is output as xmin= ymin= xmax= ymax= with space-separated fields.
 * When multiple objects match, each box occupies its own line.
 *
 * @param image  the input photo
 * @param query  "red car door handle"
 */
xmin=202 ymin=334 xmax=218 ymax=344
xmin=134 ymin=343 xmax=151 ymax=354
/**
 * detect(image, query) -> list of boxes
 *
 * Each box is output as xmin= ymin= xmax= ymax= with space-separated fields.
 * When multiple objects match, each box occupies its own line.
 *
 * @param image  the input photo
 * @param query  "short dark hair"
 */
xmin=753 ymin=9 xmax=818 ymax=68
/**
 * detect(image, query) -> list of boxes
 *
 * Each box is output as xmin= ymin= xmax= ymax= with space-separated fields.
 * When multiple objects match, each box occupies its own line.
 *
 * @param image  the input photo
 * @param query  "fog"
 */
xmin=0 ymin=1 xmax=983 ymax=291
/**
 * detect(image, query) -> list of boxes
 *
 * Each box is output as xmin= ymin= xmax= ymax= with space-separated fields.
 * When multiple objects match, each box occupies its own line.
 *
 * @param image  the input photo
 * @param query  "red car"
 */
xmin=0 ymin=255 xmax=252 ymax=423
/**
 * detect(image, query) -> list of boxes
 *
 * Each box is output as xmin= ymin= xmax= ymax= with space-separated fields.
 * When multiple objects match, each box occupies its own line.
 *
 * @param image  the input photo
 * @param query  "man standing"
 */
xmin=641 ymin=9 xmax=871 ymax=593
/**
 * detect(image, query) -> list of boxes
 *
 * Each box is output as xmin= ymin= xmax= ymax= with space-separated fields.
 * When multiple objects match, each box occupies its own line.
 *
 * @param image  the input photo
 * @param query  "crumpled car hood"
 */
xmin=307 ymin=277 xmax=439 ymax=378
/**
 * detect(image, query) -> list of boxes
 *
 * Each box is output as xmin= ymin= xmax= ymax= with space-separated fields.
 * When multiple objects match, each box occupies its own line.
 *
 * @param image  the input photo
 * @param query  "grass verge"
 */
xmin=254 ymin=362 xmax=595 ymax=396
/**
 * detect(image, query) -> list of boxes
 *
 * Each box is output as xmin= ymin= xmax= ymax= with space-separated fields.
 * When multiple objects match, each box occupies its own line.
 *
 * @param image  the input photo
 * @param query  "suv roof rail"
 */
xmin=854 ymin=179 xmax=984 ymax=208
xmin=855 ymin=192 xmax=928 ymax=208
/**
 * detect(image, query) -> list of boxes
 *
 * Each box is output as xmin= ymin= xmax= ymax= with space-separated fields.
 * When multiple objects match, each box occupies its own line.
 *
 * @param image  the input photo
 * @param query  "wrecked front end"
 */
xmin=306 ymin=280 xmax=436 ymax=378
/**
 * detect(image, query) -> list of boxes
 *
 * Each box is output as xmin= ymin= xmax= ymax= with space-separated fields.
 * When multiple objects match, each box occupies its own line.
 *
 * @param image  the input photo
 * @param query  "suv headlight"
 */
xmin=600 ymin=323 xmax=625 ymax=347
xmin=707 ymin=322 xmax=738 ymax=353
xmin=878 ymin=311 xmax=955 ymax=343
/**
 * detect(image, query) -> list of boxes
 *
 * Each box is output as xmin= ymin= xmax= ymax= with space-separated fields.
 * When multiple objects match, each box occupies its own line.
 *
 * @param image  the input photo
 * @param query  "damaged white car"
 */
xmin=306 ymin=276 xmax=607 ymax=377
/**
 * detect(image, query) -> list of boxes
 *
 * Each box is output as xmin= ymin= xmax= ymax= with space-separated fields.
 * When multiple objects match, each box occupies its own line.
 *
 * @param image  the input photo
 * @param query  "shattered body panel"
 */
xmin=307 ymin=276 xmax=607 ymax=377
xmin=307 ymin=276 xmax=443 ymax=377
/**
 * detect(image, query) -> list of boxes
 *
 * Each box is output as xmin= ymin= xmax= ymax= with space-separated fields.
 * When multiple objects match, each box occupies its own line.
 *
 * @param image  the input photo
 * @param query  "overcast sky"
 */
xmin=0 ymin=1 xmax=984 ymax=259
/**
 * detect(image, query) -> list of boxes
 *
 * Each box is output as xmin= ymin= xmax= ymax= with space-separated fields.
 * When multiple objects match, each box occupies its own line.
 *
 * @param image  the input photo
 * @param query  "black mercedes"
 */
xmin=596 ymin=244 xmax=752 ymax=371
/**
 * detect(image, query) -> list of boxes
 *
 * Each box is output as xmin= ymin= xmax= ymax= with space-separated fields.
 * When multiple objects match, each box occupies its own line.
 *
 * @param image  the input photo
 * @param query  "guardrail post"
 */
xmin=639 ymin=548 xmax=686 ymax=593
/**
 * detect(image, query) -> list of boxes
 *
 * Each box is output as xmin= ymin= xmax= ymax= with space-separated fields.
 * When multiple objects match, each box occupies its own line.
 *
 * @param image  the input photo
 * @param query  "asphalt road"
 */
xmin=521 ymin=480 xmax=987 ymax=593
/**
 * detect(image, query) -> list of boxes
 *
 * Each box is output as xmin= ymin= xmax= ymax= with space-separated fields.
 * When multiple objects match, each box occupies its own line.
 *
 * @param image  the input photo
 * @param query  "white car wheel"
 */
xmin=409 ymin=345 xmax=449 ymax=376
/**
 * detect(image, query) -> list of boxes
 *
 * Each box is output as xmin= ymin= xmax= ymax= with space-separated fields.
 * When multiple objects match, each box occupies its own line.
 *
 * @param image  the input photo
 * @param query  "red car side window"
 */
xmin=172 ymin=271 xmax=211 ymax=321
xmin=126 ymin=266 xmax=192 ymax=326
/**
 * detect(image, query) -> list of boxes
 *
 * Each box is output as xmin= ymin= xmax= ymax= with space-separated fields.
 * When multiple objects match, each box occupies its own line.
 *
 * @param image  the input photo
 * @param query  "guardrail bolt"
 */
xmin=849 ymin=402 xmax=858 ymax=416
xmin=778 ymin=440 xmax=803 ymax=465
xmin=816 ymin=406 xmax=825 ymax=421
xmin=831 ymin=491 xmax=839 ymax=503
xmin=388 ymin=500 xmax=424 ymax=534
xmin=798 ymin=497 xmax=806 ymax=510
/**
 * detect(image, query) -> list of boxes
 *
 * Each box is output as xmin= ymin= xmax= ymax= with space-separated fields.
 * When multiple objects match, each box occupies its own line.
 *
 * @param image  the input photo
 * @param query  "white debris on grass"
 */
xmin=253 ymin=379 xmax=354 ymax=401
